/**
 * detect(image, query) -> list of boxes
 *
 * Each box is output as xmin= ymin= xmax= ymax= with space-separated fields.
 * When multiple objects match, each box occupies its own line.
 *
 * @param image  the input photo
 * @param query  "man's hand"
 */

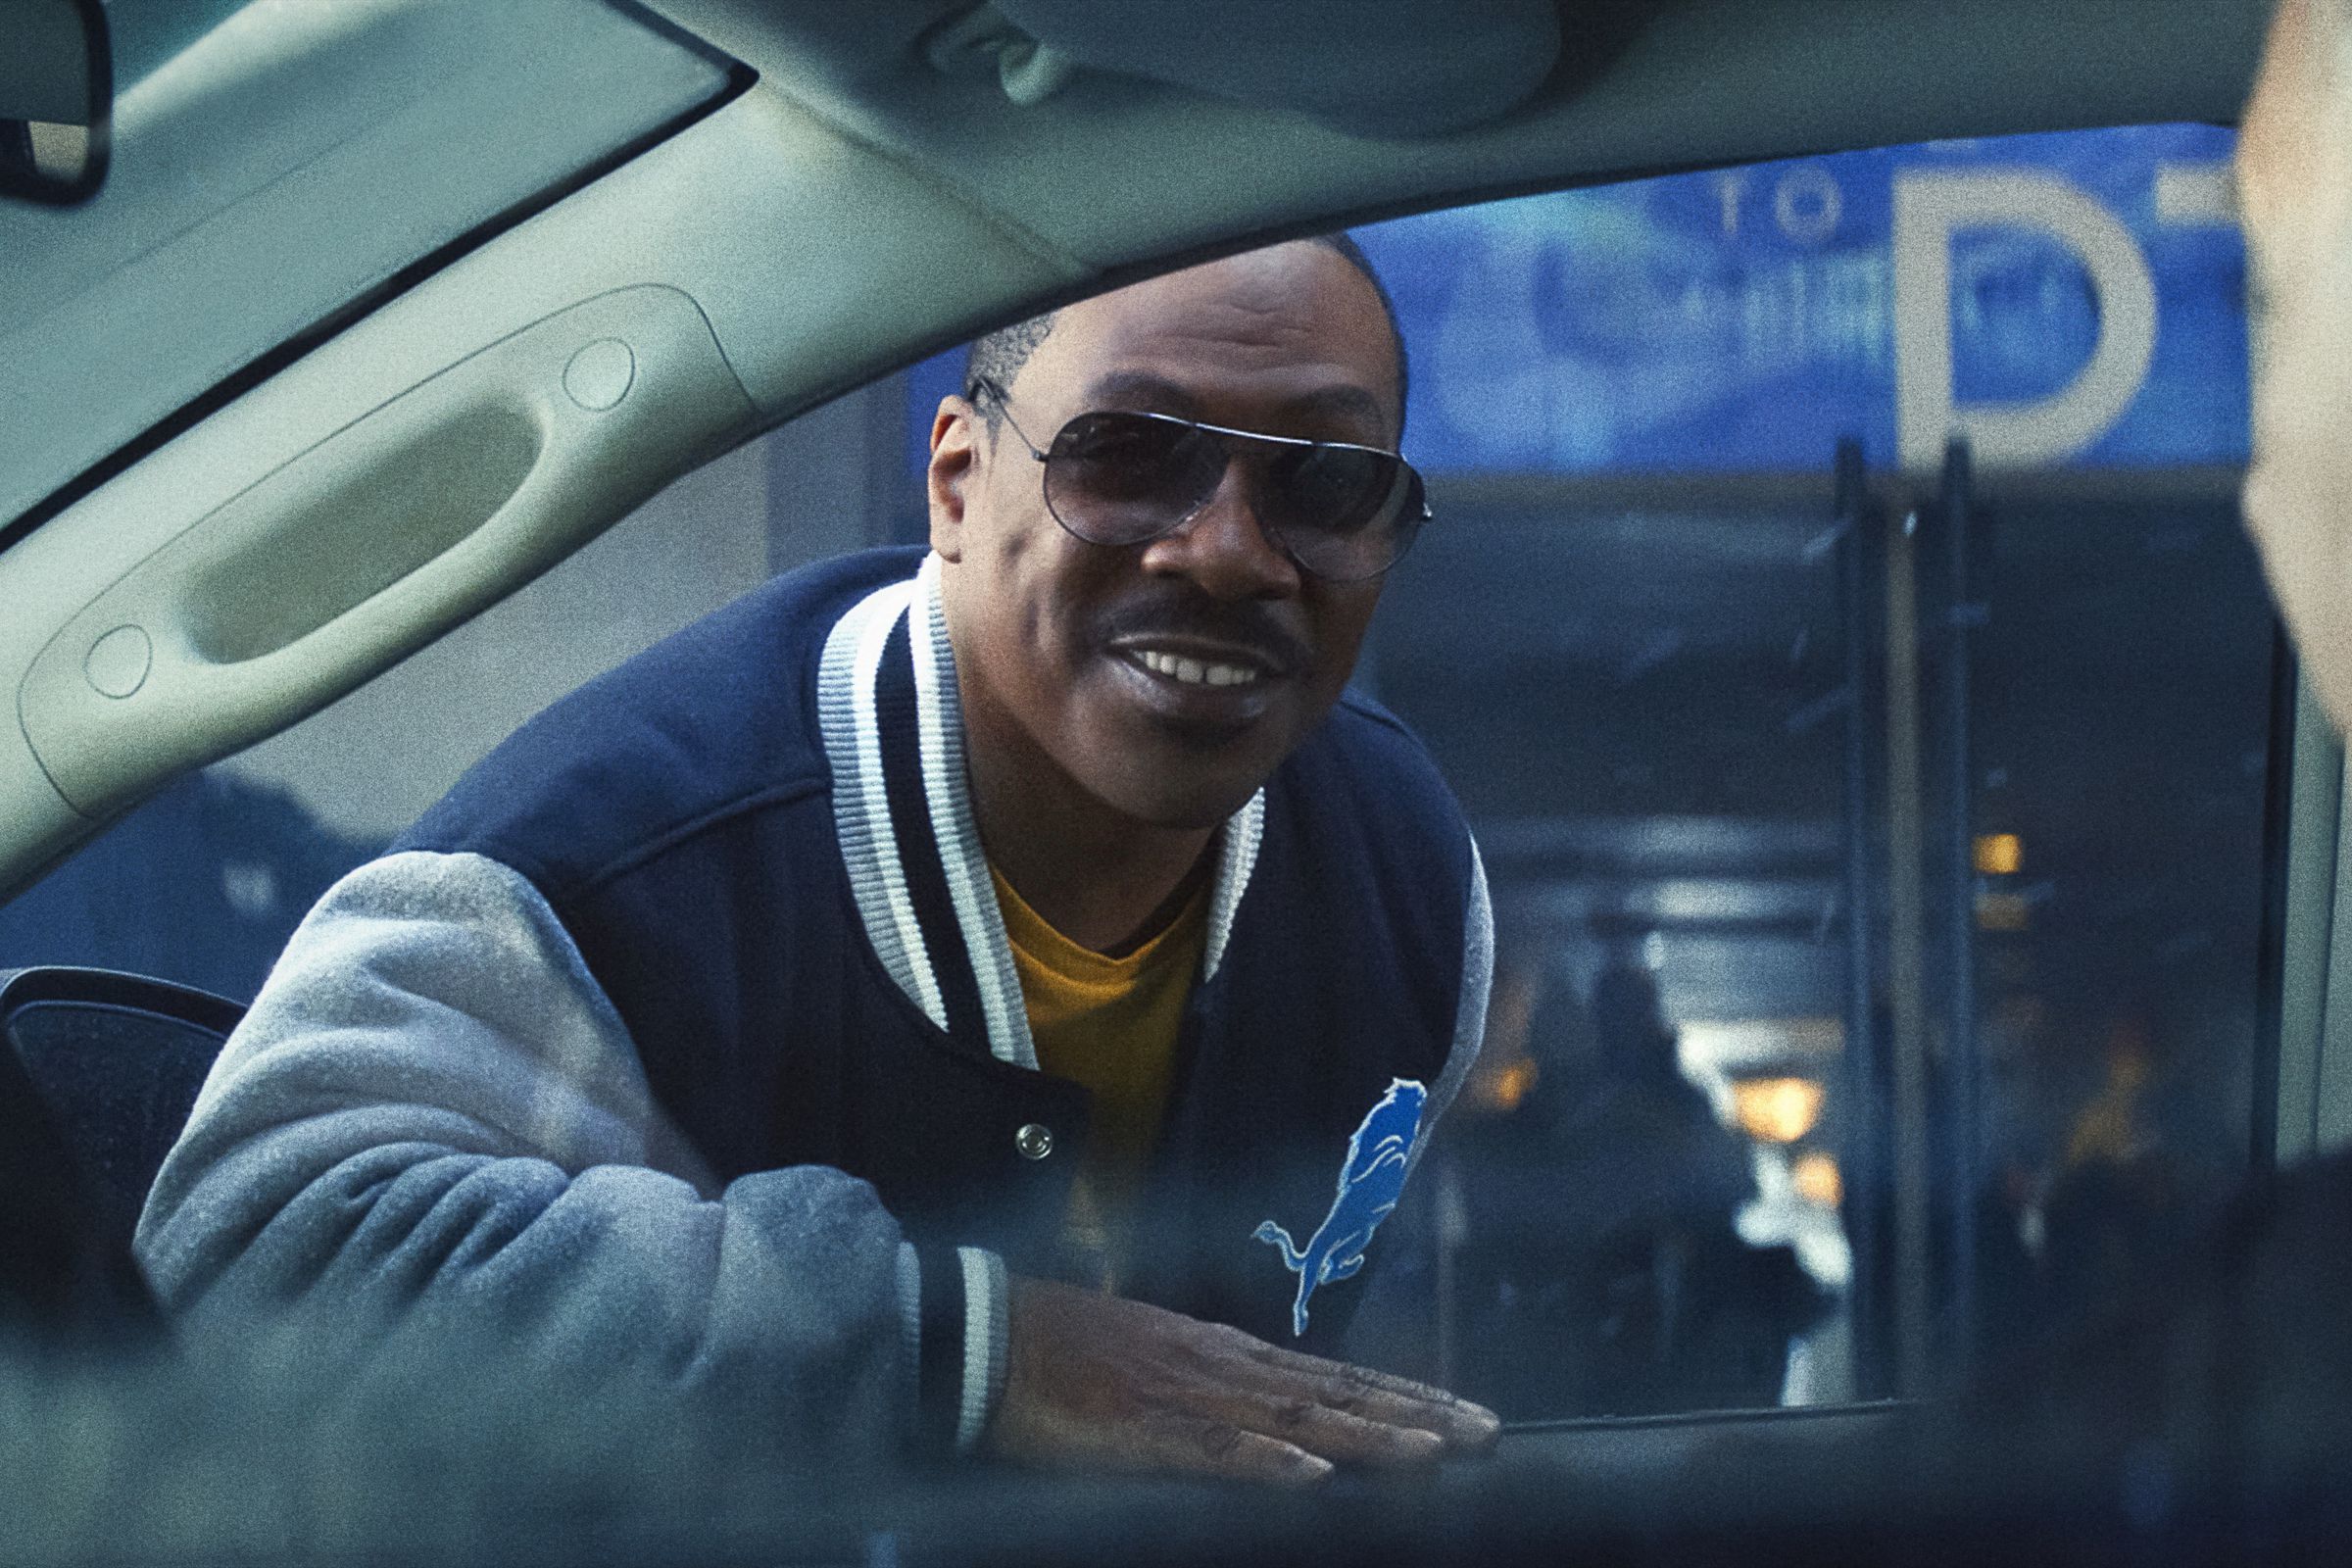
xmin=984 ymin=1276 xmax=1500 ymax=1485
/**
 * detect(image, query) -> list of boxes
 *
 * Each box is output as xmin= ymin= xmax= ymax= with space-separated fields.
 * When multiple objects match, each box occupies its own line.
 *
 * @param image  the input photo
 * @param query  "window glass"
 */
xmin=0 ymin=0 xmax=734 ymax=528
xmin=906 ymin=122 xmax=2268 ymax=1414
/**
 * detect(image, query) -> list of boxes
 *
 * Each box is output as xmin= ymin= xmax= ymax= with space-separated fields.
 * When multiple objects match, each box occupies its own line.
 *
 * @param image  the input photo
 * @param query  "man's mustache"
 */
xmin=1095 ymin=590 xmax=1312 ymax=675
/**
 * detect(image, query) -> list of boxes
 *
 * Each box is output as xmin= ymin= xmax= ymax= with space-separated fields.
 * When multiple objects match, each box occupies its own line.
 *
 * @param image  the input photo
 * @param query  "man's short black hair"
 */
xmin=963 ymin=232 xmax=1411 ymax=440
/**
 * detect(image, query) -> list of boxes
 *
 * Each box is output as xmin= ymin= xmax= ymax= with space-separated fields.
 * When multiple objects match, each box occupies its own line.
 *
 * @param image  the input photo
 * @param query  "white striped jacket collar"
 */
xmin=817 ymin=554 xmax=1266 ymax=1070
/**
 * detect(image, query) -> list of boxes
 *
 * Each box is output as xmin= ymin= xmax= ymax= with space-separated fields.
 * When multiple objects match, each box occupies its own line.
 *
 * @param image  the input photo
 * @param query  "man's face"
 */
xmin=929 ymin=243 xmax=1399 ymax=831
xmin=2240 ymin=0 xmax=2352 ymax=726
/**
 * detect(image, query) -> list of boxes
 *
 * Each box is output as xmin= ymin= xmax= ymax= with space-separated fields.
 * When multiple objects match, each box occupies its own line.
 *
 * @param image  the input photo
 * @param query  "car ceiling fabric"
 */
xmin=947 ymin=0 xmax=1564 ymax=135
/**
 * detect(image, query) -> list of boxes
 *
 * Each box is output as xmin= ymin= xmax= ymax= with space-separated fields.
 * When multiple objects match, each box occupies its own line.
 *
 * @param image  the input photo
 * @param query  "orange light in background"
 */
xmin=1732 ymin=1077 xmax=1825 ymax=1144
xmin=1465 ymin=1054 xmax=1540 ymax=1114
xmin=1791 ymin=1152 xmax=1843 ymax=1208
xmin=1974 ymin=833 xmax=2023 ymax=875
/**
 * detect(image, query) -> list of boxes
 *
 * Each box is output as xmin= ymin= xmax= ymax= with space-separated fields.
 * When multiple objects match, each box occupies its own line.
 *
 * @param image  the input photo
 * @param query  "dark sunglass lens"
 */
xmin=1045 ymin=413 xmax=1223 ymax=544
xmin=1263 ymin=446 xmax=1415 ymax=578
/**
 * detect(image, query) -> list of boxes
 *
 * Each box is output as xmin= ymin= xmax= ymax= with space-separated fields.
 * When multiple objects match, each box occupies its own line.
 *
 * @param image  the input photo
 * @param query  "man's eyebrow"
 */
xmin=1290 ymin=384 xmax=1390 ymax=432
xmin=1085 ymin=371 xmax=1202 ymax=416
xmin=1080 ymin=372 xmax=1392 ymax=438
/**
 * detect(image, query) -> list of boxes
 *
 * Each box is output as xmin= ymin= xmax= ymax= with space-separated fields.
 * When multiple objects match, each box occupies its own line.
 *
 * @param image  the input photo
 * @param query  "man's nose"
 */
xmin=1136 ymin=464 xmax=1302 ymax=601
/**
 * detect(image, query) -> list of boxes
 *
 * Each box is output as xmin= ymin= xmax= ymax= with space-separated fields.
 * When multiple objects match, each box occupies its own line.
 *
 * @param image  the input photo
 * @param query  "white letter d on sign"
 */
xmin=1891 ymin=171 xmax=2156 ymax=472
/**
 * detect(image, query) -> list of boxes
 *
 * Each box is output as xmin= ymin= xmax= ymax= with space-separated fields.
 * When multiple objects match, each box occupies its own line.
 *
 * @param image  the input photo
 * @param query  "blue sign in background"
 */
xmin=907 ymin=123 xmax=2246 ymax=478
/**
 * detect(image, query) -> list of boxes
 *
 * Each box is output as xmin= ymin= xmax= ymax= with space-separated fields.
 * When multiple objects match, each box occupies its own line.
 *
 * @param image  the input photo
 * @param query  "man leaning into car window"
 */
xmin=135 ymin=235 xmax=1502 ymax=1483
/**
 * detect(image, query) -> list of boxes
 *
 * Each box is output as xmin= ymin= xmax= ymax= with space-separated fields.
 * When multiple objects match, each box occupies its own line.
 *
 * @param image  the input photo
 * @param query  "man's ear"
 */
xmin=928 ymin=396 xmax=981 ymax=563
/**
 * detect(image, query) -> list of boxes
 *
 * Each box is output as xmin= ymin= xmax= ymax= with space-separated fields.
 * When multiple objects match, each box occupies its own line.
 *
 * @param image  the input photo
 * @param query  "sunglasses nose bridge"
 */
xmin=1166 ymin=427 xmax=1243 ymax=528
xmin=1150 ymin=434 xmax=1308 ymax=590
xmin=1197 ymin=429 xmax=1307 ymax=526
xmin=1215 ymin=431 xmax=1360 ymax=578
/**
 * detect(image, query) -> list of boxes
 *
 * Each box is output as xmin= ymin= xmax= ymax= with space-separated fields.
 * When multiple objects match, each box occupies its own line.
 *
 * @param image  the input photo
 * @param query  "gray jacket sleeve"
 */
xmin=1408 ymin=836 xmax=1493 ymax=1183
xmin=133 ymin=850 xmax=1007 ymax=1461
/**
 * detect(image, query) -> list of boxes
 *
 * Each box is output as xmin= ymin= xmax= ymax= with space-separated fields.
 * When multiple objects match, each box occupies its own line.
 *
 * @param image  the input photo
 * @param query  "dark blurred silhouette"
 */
xmin=0 ymin=1033 xmax=146 ymax=1342
xmin=1450 ymin=952 xmax=1827 ymax=1418
xmin=2036 ymin=1010 xmax=2215 ymax=1331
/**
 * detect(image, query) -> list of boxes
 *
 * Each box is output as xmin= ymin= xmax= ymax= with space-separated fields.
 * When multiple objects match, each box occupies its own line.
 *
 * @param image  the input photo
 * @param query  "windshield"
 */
xmin=0 ymin=0 xmax=733 ymax=532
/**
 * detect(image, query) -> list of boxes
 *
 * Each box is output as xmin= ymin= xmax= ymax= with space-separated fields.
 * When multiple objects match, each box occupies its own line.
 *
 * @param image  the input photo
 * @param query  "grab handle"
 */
xmin=21 ymin=285 xmax=753 ymax=818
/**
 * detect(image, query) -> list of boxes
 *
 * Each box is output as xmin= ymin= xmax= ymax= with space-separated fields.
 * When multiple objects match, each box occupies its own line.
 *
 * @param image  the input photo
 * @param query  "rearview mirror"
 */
xmin=1 ymin=0 xmax=110 ymax=206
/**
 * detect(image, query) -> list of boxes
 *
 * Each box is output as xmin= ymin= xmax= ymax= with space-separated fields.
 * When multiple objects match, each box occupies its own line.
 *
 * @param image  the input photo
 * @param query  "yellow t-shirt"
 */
xmin=990 ymin=863 xmax=1207 ymax=1293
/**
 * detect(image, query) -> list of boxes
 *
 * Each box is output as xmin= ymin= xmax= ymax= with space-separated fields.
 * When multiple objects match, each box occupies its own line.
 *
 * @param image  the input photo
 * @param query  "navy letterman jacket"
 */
xmin=135 ymin=547 xmax=1491 ymax=1462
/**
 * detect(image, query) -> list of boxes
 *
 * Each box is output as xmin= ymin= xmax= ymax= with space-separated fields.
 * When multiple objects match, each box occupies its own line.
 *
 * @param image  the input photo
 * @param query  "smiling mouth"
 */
xmin=1130 ymin=649 xmax=1267 ymax=689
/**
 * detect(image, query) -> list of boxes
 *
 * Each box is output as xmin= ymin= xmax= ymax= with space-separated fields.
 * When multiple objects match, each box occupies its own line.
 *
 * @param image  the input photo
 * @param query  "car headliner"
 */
xmin=642 ymin=0 xmax=2269 ymax=396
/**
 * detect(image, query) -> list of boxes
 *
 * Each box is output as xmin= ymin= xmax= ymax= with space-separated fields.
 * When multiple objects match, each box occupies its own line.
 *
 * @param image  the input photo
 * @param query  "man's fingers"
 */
xmin=1240 ymin=1341 xmax=1502 ymax=1449
xmin=987 ymin=1279 xmax=1499 ymax=1482
xmin=1259 ymin=1396 xmax=1447 ymax=1469
xmin=1138 ymin=1411 xmax=1335 ymax=1487
xmin=1244 ymin=1340 xmax=1461 ymax=1405
xmin=1325 ymin=1363 xmax=1503 ymax=1450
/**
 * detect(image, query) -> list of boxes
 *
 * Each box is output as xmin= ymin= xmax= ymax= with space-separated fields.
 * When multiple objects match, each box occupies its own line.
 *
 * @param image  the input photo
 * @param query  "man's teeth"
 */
xmin=1137 ymin=650 xmax=1261 ymax=688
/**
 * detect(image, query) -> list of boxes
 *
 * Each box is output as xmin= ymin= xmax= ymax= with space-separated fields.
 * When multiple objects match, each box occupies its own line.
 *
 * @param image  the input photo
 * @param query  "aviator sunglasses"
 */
xmin=969 ymin=377 xmax=1431 ymax=582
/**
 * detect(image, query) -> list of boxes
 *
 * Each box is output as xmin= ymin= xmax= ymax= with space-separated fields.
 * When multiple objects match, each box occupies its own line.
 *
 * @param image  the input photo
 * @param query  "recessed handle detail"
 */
xmin=19 ymin=285 xmax=752 ymax=818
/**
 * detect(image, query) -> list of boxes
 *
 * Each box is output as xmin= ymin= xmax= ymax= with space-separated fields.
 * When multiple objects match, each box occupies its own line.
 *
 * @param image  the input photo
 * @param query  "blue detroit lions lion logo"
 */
xmin=1253 ymin=1078 xmax=1427 ymax=1337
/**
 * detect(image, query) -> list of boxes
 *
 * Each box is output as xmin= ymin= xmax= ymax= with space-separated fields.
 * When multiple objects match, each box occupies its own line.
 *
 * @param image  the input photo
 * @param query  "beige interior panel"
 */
xmin=2318 ymin=744 xmax=2352 ymax=1157
xmin=17 ymin=285 xmax=751 ymax=823
xmin=2269 ymin=673 xmax=2352 ymax=1165
xmin=2278 ymin=681 xmax=2342 ymax=1162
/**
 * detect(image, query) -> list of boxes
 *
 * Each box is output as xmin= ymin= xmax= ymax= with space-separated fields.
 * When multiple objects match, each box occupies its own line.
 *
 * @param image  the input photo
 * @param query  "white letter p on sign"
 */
xmin=1892 ymin=171 xmax=2156 ymax=472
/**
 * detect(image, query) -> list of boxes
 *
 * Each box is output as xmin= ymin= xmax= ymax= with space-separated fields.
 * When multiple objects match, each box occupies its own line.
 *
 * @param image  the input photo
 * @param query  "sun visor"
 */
xmin=928 ymin=0 xmax=1564 ymax=137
